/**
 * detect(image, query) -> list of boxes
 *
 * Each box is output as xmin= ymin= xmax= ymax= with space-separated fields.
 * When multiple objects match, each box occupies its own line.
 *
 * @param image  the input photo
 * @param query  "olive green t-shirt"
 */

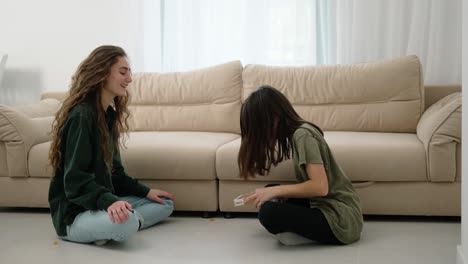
xmin=292 ymin=124 xmax=363 ymax=244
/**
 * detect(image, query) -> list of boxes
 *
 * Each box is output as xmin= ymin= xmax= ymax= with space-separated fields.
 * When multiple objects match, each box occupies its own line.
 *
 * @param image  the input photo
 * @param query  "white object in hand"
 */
xmin=233 ymin=193 xmax=251 ymax=206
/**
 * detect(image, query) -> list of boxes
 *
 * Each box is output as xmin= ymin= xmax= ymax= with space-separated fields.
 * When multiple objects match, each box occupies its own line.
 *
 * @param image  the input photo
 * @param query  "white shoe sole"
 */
xmin=93 ymin=239 xmax=110 ymax=246
xmin=276 ymin=232 xmax=314 ymax=246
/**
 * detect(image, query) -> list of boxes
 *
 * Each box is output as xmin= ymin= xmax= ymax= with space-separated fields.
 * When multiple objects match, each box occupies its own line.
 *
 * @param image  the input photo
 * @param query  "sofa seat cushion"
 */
xmin=121 ymin=132 xmax=239 ymax=180
xmin=29 ymin=132 xmax=240 ymax=180
xmin=216 ymin=131 xmax=427 ymax=182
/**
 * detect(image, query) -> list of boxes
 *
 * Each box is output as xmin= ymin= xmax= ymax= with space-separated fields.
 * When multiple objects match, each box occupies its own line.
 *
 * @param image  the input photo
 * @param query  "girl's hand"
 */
xmin=107 ymin=201 xmax=133 ymax=223
xmin=243 ymin=187 xmax=279 ymax=209
xmin=146 ymin=189 xmax=175 ymax=204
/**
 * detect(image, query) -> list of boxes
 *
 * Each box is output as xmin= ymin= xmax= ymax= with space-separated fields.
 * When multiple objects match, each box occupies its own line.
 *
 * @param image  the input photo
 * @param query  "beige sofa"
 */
xmin=0 ymin=55 xmax=461 ymax=216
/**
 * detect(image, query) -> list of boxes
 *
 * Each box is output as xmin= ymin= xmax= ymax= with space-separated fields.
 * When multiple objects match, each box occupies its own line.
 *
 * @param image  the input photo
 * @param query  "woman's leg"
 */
xmin=63 ymin=209 xmax=140 ymax=243
xmin=258 ymin=201 xmax=342 ymax=245
xmin=120 ymin=196 xmax=174 ymax=230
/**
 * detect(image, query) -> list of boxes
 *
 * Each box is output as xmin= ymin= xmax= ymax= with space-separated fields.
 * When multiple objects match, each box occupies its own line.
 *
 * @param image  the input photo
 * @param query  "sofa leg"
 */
xmin=201 ymin=212 xmax=213 ymax=218
xmin=223 ymin=212 xmax=235 ymax=219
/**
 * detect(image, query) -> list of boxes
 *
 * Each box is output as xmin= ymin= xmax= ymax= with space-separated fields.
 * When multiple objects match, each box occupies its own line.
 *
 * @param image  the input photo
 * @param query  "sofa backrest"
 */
xmin=128 ymin=61 xmax=242 ymax=133
xmin=242 ymin=55 xmax=424 ymax=133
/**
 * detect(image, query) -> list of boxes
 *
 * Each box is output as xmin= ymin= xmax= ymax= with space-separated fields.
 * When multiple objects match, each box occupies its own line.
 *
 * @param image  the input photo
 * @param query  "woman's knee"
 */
xmin=161 ymin=199 xmax=174 ymax=217
xmin=110 ymin=211 xmax=140 ymax=241
xmin=146 ymin=199 xmax=174 ymax=219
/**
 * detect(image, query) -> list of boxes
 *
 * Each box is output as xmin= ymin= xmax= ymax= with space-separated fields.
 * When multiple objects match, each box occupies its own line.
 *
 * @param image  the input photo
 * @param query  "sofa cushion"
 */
xmin=242 ymin=55 xmax=423 ymax=133
xmin=128 ymin=61 xmax=242 ymax=133
xmin=325 ymin=132 xmax=427 ymax=182
xmin=28 ymin=132 xmax=240 ymax=180
xmin=216 ymin=132 xmax=427 ymax=182
xmin=28 ymin=132 xmax=239 ymax=180
xmin=121 ymin=132 xmax=239 ymax=180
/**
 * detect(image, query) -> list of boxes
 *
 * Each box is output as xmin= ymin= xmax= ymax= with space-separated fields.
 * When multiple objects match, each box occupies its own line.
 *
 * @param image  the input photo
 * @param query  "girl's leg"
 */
xmin=258 ymin=201 xmax=342 ymax=245
xmin=120 ymin=196 xmax=174 ymax=230
xmin=63 ymin=209 xmax=140 ymax=244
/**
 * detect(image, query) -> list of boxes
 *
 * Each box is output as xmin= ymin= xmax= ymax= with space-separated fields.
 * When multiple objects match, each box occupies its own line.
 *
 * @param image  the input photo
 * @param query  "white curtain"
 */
xmin=143 ymin=0 xmax=461 ymax=84
xmin=156 ymin=0 xmax=322 ymax=72
xmin=327 ymin=0 xmax=461 ymax=84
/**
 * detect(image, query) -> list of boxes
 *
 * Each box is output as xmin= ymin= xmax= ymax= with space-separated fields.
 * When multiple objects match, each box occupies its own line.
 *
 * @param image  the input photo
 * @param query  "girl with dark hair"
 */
xmin=48 ymin=45 xmax=174 ymax=245
xmin=238 ymin=85 xmax=363 ymax=245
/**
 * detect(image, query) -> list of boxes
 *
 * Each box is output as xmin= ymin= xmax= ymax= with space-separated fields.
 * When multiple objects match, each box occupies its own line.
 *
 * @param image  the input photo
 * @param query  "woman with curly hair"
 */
xmin=48 ymin=45 xmax=174 ymax=245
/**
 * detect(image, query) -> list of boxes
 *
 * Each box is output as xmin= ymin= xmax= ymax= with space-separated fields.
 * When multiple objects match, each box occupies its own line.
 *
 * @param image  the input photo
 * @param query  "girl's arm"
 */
xmin=244 ymin=163 xmax=328 ymax=208
xmin=275 ymin=163 xmax=328 ymax=198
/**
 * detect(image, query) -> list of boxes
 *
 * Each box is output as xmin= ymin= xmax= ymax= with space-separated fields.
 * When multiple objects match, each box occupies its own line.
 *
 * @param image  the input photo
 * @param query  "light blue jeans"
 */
xmin=61 ymin=196 xmax=173 ymax=243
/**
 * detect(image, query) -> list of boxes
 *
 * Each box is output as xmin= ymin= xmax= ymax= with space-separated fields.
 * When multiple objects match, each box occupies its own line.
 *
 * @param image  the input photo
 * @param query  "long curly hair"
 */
xmin=238 ymin=85 xmax=323 ymax=178
xmin=49 ymin=45 xmax=131 ymax=174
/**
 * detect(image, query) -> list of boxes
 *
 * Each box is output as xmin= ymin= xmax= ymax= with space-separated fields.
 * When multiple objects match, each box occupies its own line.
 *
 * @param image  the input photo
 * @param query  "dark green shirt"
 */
xmin=48 ymin=103 xmax=150 ymax=236
xmin=292 ymin=124 xmax=363 ymax=244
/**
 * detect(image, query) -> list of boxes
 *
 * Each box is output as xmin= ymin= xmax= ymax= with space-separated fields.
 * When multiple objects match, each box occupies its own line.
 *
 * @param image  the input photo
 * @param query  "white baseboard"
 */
xmin=458 ymin=245 xmax=466 ymax=264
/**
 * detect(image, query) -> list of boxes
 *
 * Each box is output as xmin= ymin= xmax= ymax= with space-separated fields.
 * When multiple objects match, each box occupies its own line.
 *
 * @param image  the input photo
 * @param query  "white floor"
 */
xmin=0 ymin=209 xmax=460 ymax=264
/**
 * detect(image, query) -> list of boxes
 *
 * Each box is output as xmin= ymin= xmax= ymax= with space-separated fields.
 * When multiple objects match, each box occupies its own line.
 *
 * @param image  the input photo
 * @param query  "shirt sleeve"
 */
xmin=62 ymin=113 xmax=119 ymax=210
xmin=294 ymin=134 xmax=324 ymax=166
xmin=112 ymin=148 xmax=150 ymax=198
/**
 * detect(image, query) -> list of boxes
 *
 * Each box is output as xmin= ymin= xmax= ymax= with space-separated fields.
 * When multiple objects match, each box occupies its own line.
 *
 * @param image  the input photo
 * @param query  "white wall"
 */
xmin=459 ymin=0 xmax=467 ymax=263
xmin=0 ymin=0 xmax=144 ymax=105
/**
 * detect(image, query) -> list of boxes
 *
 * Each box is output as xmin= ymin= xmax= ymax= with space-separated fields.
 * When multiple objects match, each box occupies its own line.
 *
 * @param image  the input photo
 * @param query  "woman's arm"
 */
xmin=63 ymin=113 xmax=118 ymax=210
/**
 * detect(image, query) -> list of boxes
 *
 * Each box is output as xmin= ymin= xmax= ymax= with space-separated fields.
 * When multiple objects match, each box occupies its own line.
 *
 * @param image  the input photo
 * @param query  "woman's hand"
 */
xmin=107 ymin=201 xmax=133 ymax=223
xmin=146 ymin=189 xmax=175 ymax=204
xmin=243 ymin=187 xmax=280 ymax=209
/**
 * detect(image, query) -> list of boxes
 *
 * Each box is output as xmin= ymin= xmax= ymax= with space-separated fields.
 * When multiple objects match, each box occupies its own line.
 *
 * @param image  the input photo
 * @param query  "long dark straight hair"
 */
xmin=238 ymin=85 xmax=323 ymax=179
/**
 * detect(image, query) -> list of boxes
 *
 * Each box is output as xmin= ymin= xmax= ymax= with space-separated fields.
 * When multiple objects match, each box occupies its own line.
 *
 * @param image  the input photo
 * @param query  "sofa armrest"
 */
xmin=416 ymin=92 xmax=461 ymax=182
xmin=0 ymin=103 xmax=56 ymax=177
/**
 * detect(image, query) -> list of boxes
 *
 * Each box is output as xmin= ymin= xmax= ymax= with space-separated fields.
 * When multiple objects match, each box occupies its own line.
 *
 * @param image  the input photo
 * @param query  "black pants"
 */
xmin=258 ymin=185 xmax=343 ymax=245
